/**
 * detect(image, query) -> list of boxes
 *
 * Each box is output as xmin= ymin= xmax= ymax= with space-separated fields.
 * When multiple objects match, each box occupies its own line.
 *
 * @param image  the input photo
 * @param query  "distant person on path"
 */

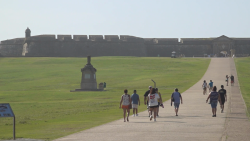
xmin=230 ymin=75 xmax=234 ymax=86
xmin=119 ymin=89 xmax=132 ymax=122
xmin=226 ymin=75 xmax=229 ymax=86
xmin=206 ymin=86 xmax=221 ymax=117
xmin=144 ymin=86 xmax=152 ymax=117
xmin=218 ymin=85 xmax=227 ymax=113
xmin=147 ymin=88 xmax=161 ymax=121
xmin=202 ymin=80 xmax=208 ymax=95
xmin=208 ymin=80 xmax=213 ymax=92
xmin=171 ymin=88 xmax=183 ymax=116
xmin=130 ymin=90 xmax=140 ymax=117
xmin=155 ymin=88 xmax=163 ymax=117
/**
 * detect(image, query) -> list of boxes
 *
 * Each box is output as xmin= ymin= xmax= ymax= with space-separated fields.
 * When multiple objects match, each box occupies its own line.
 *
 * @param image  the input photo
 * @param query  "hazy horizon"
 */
xmin=1 ymin=0 xmax=250 ymax=41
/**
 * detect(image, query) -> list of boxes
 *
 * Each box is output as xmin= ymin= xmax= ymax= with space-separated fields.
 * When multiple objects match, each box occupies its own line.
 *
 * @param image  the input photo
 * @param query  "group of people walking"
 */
xmin=202 ymin=80 xmax=214 ymax=95
xmin=203 ymin=79 xmax=227 ymax=117
xmin=120 ymin=75 xmax=230 ymax=122
xmin=119 ymin=86 xmax=183 ymax=122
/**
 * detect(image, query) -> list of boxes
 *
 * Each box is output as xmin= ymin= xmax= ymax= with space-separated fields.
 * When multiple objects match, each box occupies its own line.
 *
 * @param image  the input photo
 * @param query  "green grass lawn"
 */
xmin=0 ymin=57 xmax=210 ymax=140
xmin=235 ymin=57 xmax=250 ymax=117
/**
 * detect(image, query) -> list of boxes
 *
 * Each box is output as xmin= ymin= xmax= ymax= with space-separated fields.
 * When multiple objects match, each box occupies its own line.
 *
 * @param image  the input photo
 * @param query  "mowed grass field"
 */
xmin=0 ymin=57 xmax=210 ymax=140
xmin=235 ymin=57 xmax=250 ymax=117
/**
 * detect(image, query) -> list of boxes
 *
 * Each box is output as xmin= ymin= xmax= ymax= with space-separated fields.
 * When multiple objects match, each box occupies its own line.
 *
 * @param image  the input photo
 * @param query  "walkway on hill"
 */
xmin=54 ymin=58 xmax=250 ymax=141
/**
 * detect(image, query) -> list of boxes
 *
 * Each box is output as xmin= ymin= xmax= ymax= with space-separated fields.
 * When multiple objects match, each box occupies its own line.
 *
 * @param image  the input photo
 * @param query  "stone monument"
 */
xmin=71 ymin=56 xmax=104 ymax=91
xmin=80 ymin=56 xmax=97 ymax=90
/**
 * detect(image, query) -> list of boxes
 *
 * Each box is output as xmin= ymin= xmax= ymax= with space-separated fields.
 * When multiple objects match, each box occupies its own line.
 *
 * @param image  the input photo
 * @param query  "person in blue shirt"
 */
xmin=130 ymin=90 xmax=140 ymax=116
xmin=209 ymin=80 xmax=213 ymax=92
xmin=171 ymin=88 xmax=183 ymax=116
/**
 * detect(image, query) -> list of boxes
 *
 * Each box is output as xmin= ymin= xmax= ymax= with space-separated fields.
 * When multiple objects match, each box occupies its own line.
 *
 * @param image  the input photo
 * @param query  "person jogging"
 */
xmin=218 ymin=85 xmax=227 ymax=113
xmin=208 ymin=80 xmax=213 ymax=92
xmin=206 ymin=86 xmax=221 ymax=117
xmin=144 ymin=86 xmax=152 ymax=117
xmin=147 ymin=88 xmax=161 ymax=121
xmin=171 ymin=88 xmax=183 ymax=116
xmin=119 ymin=89 xmax=131 ymax=122
xmin=130 ymin=90 xmax=140 ymax=116
xmin=202 ymin=80 xmax=208 ymax=95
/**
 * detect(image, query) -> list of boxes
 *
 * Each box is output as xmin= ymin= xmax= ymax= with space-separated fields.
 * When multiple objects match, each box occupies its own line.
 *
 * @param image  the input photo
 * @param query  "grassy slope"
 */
xmin=235 ymin=57 xmax=250 ymax=117
xmin=0 ymin=57 xmax=210 ymax=140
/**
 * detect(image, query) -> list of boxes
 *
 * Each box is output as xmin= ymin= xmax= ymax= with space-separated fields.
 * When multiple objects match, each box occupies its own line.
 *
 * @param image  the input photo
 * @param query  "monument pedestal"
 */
xmin=71 ymin=56 xmax=104 ymax=92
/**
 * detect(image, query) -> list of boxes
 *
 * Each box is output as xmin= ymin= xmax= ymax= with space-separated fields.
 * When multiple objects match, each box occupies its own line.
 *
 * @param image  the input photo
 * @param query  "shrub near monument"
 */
xmin=0 ymin=57 xmax=210 ymax=140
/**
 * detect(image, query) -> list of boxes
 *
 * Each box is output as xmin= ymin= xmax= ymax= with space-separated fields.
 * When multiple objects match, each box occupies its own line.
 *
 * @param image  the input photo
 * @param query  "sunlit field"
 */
xmin=0 ymin=57 xmax=210 ymax=140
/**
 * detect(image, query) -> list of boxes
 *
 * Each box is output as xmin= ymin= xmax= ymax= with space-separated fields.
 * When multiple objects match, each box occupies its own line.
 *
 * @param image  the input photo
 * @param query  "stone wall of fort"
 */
xmin=1 ymin=32 xmax=250 ymax=57
xmin=0 ymin=38 xmax=24 ymax=57
xmin=21 ymin=35 xmax=147 ymax=57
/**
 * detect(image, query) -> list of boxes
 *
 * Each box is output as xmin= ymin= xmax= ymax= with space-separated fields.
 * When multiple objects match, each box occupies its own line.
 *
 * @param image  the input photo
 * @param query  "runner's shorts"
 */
xmin=220 ymin=99 xmax=225 ymax=105
xmin=174 ymin=103 xmax=180 ymax=108
xmin=211 ymin=101 xmax=217 ymax=108
xmin=122 ymin=105 xmax=129 ymax=109
xmin=132 ymin=104 xmax=138 ymax=108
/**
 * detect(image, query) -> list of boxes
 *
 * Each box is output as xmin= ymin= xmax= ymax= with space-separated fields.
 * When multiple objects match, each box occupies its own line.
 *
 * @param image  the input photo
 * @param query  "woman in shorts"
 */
xmin=206 ymin=86 xmax=221 ymax=117
xmin=119 ymin=89 xmax=131 ymax=122
xmin=147 ymin=88 xmax=161 ymax=122
xmin=202 ymin=80 xmax=208 ymax=95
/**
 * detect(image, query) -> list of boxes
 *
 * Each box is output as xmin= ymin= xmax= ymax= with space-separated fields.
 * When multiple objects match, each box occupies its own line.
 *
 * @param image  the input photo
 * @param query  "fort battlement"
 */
xmin=22 ymin=34 xmax=146 ymax=42
xmin=0 ymin=28 xmax=250 ymax=57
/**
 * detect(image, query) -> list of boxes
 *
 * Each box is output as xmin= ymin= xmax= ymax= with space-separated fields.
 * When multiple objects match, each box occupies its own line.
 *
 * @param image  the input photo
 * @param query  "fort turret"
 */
xmin=25 ymin=27 xmax=31 ymax=38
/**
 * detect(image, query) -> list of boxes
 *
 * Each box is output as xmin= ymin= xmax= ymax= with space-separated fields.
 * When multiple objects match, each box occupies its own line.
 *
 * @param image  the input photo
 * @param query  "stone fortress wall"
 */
xmin=0 ymin=28 xmax=250 ymax=57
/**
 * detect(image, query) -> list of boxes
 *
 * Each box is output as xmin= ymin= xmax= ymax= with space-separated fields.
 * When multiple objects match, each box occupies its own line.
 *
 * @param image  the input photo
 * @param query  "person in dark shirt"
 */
xmin=144 ymin=86 xmax=152 ymax=117
xmin=230 ymin=75 xmax=234 ymax=86
xmin=226 ymin=75 xmax=229 ymax=86
xmin=206 ymin=86 xmax=221 ymax=117
xmin=218 ymin=85 xmax=227 ymax=113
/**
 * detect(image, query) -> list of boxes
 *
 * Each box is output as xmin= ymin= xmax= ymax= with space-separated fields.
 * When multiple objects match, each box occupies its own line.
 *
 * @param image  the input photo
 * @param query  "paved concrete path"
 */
xmin=222 ymin=58 xmax=250 ymax=141
xmin=54 ymin=58 xmax=249 ymax=141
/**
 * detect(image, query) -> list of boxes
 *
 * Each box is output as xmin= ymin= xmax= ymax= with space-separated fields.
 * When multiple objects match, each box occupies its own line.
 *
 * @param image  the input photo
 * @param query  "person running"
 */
xmin=130 ymin=90 xmax=140 ymax=116
xmin=171 ymin=88 xmax=183 ymax=116
xmin=206 ymin=86 xmax=221 ymax=117
xmin=144 ymin=86 xmax=152 ymax=117
xmin=226 ymin=75 xmax=229 ymax=86
xmin=218 ymin=85 xmax=227 ymax=113
xmin=202 ymin=80 xmax=208 ymax=95
xmin=208 ymin=80 xmax=213 ymax=92
xmin=230 ymin=75 xmax=234 ymax=86
xmin=155 ymin=88 xmax=163 ymax=117
xmin=119 ymin=89 xmax=131 ymax=122
xmin=147 ymin=88 xmax=161 ymax=122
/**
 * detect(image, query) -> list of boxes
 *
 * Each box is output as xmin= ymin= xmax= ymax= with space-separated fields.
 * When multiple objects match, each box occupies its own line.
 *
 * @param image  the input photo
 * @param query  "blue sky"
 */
xmin=1 ymin=0 xmax=250 ymax=41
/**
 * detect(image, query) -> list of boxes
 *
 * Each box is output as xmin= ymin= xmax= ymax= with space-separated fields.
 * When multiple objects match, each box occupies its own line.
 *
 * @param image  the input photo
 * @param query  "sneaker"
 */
xmin=150 ymin=115 xmax=153 ymax=121
xmin=157 ymin=115 xmax=159 ymax=117
xmin=154 ymin=119 xmax=156 ymax=122
xmin=221 ymin=109 xmax=223 ymax=113
xmin=136 ymin=114 xmax=138 ymax=116
xmin=133 ymin=114 xmax=135 ymax=117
